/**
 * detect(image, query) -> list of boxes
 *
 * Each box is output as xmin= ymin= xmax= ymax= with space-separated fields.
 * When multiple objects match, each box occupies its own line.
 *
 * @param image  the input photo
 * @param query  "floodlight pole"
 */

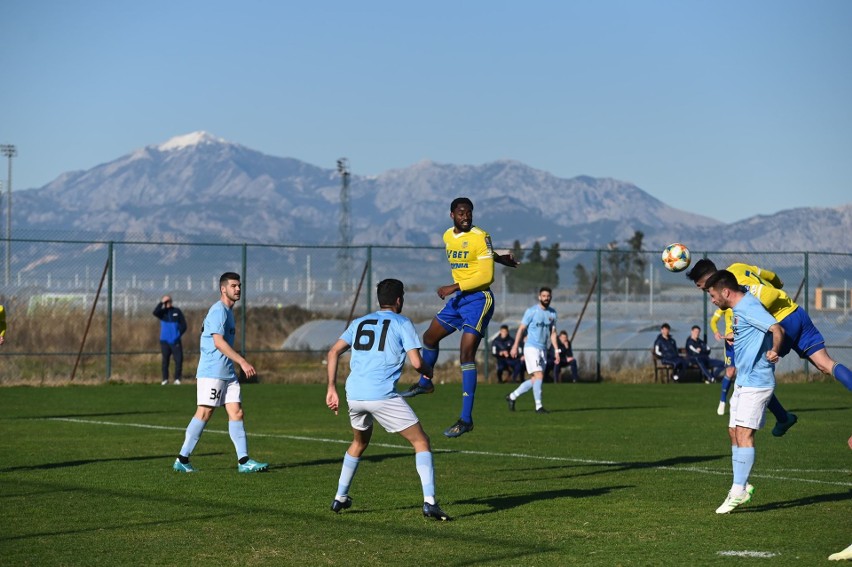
xmin=0 ymin=144 xmax=16 ymax=287
xmin=336 ymin=158 xmax=352 ymax=290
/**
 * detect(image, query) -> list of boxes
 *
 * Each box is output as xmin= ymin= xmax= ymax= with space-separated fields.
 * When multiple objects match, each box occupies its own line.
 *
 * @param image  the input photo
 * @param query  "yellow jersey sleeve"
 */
xmin=727 ymin=263 xmax=797 ymax=321
xmin=709 ymin=308 xmax=733 ymax=335
xmin=443 ymin=226 xmax=495 ymax=292
xmin=0 ymin=304 xmax=5 ymax=337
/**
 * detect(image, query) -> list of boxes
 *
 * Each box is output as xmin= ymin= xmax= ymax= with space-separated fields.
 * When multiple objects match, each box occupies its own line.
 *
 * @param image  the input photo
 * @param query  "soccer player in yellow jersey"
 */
xmin=401 ymin=197 xmax=518 ymax=438
xmin=710 ymin=307 xmax=736 ymax=415
xmin=688 ymin=259 xmax=852 ymax=434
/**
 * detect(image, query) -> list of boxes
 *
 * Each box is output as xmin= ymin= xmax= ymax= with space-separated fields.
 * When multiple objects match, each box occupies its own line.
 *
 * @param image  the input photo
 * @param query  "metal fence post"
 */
xmin=241 ymin=243 xmax=247 ymax=356
xmin=366 ymin=246 xmax=373 ymax=313
xmin=106 ymin=241 xmax=114 ymax=380
xmin=596 ymin=248 xmax=602 ymax=381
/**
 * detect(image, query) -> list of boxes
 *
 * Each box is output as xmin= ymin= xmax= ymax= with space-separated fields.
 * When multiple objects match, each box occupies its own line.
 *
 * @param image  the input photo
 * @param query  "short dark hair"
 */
xmin=376 ymin=278 xmax=404 ymax=306
xmin=450 ymin=197 xmax=473 ymax=212
xmin=660 ymin=322 xmax=671 ymax=330
xmin=499 ymin=324 xmax=509 ymax=331
xmin=704 ymin=269 xmax=739 ymax=293
xmin=691 ymin=325 xmax=700 ymax=331
xmin=686 ymin=258 xmax=717 ymax=283
xmin=219 ymin=272 xmax=241 ymax=287
xmin=539 ymin=286 xmax=552 ymax=294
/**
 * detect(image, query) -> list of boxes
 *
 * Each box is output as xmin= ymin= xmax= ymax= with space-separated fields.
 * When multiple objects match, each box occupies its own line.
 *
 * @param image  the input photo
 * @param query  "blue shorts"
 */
xmin=725 ymin=342 xmax=734 ymax=367
xmin=779 ymin=306 xmax=825 ymax=358
xmin=435 ymin=289 xmax=494 ymax=337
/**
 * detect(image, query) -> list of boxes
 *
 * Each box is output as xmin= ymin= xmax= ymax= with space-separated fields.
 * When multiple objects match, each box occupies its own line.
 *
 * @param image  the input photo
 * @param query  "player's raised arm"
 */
xmin=494 ymin=251 xmax=520 ymax=268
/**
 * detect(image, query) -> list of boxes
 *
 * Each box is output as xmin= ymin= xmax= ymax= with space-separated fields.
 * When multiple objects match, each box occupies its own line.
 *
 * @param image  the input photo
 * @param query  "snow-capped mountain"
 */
xmin=11 ymin=131 xmax=852 ymax=253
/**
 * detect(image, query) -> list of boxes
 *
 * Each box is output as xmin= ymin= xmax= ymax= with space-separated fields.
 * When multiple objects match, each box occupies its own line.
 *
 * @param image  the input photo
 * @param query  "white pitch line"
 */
xmin=46 ymin=417 xmax=852 ymax=486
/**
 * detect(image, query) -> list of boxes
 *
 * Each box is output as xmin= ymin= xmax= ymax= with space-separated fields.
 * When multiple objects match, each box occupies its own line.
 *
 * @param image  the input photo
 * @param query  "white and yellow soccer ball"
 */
xmin=661 ymin=243 xmax=691 ymax=272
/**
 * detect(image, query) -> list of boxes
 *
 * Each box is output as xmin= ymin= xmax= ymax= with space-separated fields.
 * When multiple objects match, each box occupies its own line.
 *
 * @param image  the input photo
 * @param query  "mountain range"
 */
xmin=11 ymin=131 xmax=852 ymax=253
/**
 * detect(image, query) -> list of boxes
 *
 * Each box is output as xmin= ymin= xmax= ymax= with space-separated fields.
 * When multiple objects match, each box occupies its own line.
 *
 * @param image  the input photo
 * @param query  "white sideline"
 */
xmin=46 ymin=417 xmax=852 ymax=487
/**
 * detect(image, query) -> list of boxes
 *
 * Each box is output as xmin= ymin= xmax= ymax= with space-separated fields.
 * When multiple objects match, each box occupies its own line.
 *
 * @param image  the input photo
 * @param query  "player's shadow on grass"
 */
xmin=453 ymin=485 xmax=632 ymax=517
xmin=564 ymin=405 xmax=667 ymax=412
xmin=740 ymin=489 xmax=852 ymax=513
xmin=27 ymin=410 xmax=168 ymax=420
xmin=532 ymin=454 xmax=726 ymax=481
xmin=0 ymin=452 xmax=225 ymax=473
xmin=288 ymin=452 xmax=409 ymax=469
xmin=782 ymin=406 xmax=851 ymax=414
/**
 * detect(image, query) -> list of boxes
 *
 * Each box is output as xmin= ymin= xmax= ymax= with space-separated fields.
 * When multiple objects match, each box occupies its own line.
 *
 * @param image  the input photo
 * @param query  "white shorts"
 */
xmin=729 ymin=385 xmax=774 ymax=430
xmin=523 ymin=345 xmax=547 ymax=375
xmin=196 ymin=377 xmax=242 ymax=407
xmin=347 ymin=396 xmax=419 ymax=433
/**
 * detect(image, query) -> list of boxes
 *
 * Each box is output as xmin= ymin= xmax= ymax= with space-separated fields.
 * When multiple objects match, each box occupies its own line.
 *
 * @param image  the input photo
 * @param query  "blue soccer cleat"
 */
xmin=237 ymin=459 xmax=269 ymax=473
xmin=399 ymin=381 xmax=435 ymax=398
xmin=443 ymin=419 xmax=474 ymax=438
xmin=771 ymin=412 xmax=798 ymax=437
xmin=173 ymin=459 xmax=195 ymax=473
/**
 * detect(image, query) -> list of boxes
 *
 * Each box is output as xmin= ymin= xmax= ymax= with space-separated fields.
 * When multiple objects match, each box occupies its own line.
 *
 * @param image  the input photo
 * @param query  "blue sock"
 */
xmin=832 ymin=363 xmax=852 ymax=392
xmin=460 ymin=363 xmax=477 ymax=423
xmin=228 ymin=420 xmax=248 ymax=461
xmin=532 ymin=380 xmax=543 ymax=409
xmin=733 ymin=446 xmax=755 ymax=487
xmin=418 ymin=346 xmax=438 ymax=388
xmin=720 ymin=377 xmax=731 ymax=402
xmin=179 ymin=417 xmax=206 ymax=458
xmin=766 ymin=395 xmax=788 ymax=422
xmin=415 ymin=451 xmax=435 ymax=504
xmin=336 ymin=452 xmax=360 ymax=498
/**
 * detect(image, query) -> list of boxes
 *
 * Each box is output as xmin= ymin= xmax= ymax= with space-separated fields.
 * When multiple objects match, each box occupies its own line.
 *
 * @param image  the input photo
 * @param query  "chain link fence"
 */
xmin=1 ymin=235 xmax=850 ymax=384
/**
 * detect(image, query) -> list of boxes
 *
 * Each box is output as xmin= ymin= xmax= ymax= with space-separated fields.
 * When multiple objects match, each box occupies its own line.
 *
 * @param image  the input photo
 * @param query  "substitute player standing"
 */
xmin=705 ymin=270 xmax=784 ymax=514
xmin=506 ymin=287 xmax=558 ymax=414
xmin=401 ymin=197 xmax=518 ymax=438
xmin=326 ymin=279 xmax=451 ymax=520
xmin=173 ymin=272 xmax=268 ymax=473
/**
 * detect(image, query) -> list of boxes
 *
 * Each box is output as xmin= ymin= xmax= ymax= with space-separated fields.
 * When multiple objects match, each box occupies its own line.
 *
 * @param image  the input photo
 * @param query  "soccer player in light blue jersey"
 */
xmin=705 ymin=270 xmax=785 ymax=514
xmin=506 ymin=287 xmax=558 ymax=414
xmin=326 ymin=279 xmax=450 ymax=520
xmin=173 ymin=272 xmax=268 ymax=474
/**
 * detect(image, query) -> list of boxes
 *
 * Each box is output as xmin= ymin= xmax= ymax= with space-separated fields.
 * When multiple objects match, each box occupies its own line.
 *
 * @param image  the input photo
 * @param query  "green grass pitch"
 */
xmin=1 ymin=382 xmax=850 ymax=566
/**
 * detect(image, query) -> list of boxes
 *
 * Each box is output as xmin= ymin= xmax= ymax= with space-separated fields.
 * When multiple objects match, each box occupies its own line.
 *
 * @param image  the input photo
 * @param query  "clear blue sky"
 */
xmin=3 ymin=0 xmax=851 ymax=222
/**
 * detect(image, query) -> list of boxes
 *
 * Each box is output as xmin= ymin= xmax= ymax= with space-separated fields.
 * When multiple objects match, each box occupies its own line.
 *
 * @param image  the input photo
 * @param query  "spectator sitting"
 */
xmin=654 ymin=322 xmax=687 ymax=381
xmin=555 ymin=330 xmax=579 ymax=383
xmin=492 ymin=325 xmax=523 ymax=383
xmin=685 ymin=325 xmax=725 ymax=383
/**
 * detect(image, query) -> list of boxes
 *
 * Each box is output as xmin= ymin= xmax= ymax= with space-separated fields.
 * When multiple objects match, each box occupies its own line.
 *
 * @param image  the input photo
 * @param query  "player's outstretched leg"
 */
xmin=401 ymin=346 xmax=438 ymax=397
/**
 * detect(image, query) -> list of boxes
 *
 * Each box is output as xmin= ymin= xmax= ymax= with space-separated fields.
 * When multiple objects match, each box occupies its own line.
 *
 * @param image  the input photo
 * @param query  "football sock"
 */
xmin=512 ymin=380 xmax=534 ymax=399
xmin=179 ymin=417 xmax=206 ymax=458
xmin=719 ymin=377 xmax=731 ymax=402
xmin=832 ymin=362 xmax=852 ymax=392
xmin=460 ymin=363 xmax=477 ymax=423
xmin=228 ymin=420 xmax=249 ymax=461
xmin=415 ymin=451 xmax=436 ymax=504
xmin=766 ymin=395 xmax=789 ymax=423
xmin=418 ymin=346 xmax=439 ymax=388
xmin=532 ymin=379 xmax=543 ymax=409
xmin=732 ymin=446 xmax=755 ymax=488
xmin=238 ymin=456 xmax=249 ymax=465
xmin=336 ymin=452 xmax=360 ymax=498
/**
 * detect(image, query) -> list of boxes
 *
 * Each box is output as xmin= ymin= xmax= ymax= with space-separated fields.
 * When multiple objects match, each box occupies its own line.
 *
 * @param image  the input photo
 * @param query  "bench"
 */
xmin=651 ymin=348 xmax=703 ymax=383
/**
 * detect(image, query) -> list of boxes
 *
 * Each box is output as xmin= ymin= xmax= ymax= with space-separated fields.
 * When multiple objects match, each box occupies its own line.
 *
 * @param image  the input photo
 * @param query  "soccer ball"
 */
xmin=661 ymin=243 xmax=691 ymax=272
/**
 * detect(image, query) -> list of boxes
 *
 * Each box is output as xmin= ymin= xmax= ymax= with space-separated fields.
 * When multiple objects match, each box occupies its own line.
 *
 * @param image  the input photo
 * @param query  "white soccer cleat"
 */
xmin=715 ymin=489 xmax=752 ymax=514
xmin=829 ymin=543 xmax=852 ymax=561
xmin=717 ymin=401 xmax=726 ymax=416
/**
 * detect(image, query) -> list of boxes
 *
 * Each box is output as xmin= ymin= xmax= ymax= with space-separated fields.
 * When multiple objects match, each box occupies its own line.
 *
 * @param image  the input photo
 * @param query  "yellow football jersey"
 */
xmin=0 ymin=304 xmax=5 ymax=338
xmin=726 ymin=263 xmax=797 ymax=322
xmin=443 ymin=226 xmax=494 ymax=292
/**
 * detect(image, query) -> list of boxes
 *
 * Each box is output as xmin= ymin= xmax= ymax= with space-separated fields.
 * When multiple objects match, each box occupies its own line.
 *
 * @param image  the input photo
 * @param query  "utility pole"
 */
xmin=337 ymin=158 xmax=351 ymax=292
xmin=0 ymin=144 xmax=16 ymax=287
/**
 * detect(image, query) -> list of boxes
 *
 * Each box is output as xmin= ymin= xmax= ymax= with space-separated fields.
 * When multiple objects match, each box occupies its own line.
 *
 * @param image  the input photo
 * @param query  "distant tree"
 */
xmin=573 ymin=263 xmax=591 ymax=295
xmin=505 ymin=241 xmax=560 ymax=293
xmin=603 ymin=230 xmax=648 ymax=296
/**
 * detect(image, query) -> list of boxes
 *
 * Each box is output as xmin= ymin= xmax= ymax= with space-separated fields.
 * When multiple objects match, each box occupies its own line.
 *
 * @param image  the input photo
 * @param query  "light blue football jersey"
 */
xmin=196 ymin=301 xmax=237 ymax=381
xmin=732 ymin=293 xmax=778 ymax=388
xmin=520 ymin=305 xmax=557 ymax=350
xmin=341 ymin=310 xmax=422 ymax=401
